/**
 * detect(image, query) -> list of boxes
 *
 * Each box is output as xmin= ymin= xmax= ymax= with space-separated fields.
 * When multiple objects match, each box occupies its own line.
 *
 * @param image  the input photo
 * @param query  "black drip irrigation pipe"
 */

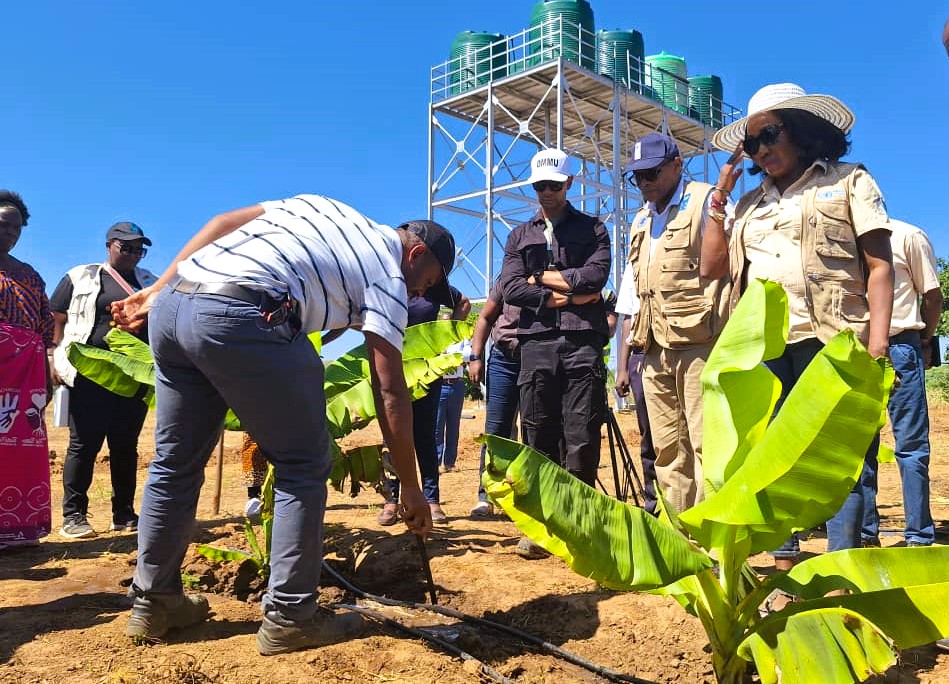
xmin=335 ymin=602 xmax=512 ymax=684
xmin=323 ymin=561 xmax=654 ymax=684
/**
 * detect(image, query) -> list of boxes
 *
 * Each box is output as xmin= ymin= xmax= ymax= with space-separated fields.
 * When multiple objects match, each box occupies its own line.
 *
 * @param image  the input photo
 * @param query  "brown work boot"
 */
xmin=126 ymin=593 xmax=211 ymax=642
xmin=256 ymin=608 xmax=368 ymax=656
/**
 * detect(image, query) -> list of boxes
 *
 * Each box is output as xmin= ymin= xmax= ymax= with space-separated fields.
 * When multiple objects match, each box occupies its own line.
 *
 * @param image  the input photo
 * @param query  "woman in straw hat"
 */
xmin=700 ymin=83 xmax=894 ymax=577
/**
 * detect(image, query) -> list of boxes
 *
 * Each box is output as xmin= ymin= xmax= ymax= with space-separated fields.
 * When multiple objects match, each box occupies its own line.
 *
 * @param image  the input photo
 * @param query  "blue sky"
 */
xmin=6 ymin=2 xmax=948 ymax=356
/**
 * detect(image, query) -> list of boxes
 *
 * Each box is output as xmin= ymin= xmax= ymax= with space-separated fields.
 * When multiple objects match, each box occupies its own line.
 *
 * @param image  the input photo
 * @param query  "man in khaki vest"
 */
xmin=614 ymin=133 xmax=731 ymax=512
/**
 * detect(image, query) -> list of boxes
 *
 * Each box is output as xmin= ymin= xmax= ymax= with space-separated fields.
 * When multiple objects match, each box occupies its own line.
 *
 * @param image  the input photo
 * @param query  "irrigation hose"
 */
xmin=334 ymin=602 xmax=512 ymax=684
xmin=322 ymin=560 xmax=653 ymax=684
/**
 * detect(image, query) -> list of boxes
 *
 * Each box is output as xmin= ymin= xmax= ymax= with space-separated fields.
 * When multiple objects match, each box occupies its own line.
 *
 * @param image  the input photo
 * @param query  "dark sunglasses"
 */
xmin=532 ymin=180 xmax=564 ymax=193
xmin=626 ymin=159 xmax=670 ymax=187
xmin=742 ymin=124 xmax=785 ymax=156
xmin=114 ymin=242 xmax=147 ymax=257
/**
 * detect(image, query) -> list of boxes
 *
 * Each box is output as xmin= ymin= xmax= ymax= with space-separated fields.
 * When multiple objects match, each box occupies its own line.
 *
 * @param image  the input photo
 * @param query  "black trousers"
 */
xmin=387 ymin=379 xmax=442 ymax=503
xmin=62 ymin=374 xmax=149 ymax=521
xmin=518 ymin=333 xmax=606 ymax=487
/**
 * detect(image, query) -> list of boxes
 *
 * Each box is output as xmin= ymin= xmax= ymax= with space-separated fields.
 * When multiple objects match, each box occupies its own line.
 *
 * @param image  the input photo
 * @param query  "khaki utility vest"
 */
xmin=629 ymin=180 xmax=731 ymax=350
xmin=729 ymin=162 xmax=871 ymax=346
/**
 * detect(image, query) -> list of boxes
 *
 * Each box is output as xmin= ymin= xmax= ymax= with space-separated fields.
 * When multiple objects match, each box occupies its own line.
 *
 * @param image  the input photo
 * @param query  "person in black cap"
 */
xmin=49 ymin=222 xmax=159 ymax=539
xmin=614 ymin=132 xmax=732 ymax=514
xmin=110 ymin=195 xmax=453 ymax=656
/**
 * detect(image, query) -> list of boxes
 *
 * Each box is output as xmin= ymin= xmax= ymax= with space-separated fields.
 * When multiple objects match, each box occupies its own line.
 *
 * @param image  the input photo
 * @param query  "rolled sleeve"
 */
xmin=906 ymin=229 xmax=940 ymax=294
xmin=360 ymin=277 xmax=407 ymax=353
xmin=849 ymin=168 xmax=890 ymax=237
xmin=559 ymin=220 xmax=611 ymax=293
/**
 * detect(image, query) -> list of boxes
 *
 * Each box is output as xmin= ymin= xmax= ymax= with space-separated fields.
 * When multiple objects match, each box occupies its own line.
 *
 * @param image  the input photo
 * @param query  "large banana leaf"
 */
xmin=323 ymin=320 xmax=472 ymax=403
xmin=774 ymin=545 xmax=949 ymax=598
xmin=480 ymin=434 xmax=713 ymax=590
xmin=738 ymin=607 xmax=897 ymax=684
xmin=325 ymin=353 xmax=462 ymax=439
xmin=754 ymin=546 xmax=949 ymax=649
xmin=679 ymin=328 xmax=890 ymax=555
xmin=700 ymin=279 xmax=787 ymax=493
xmin=66 ymin=330 xmax=155 ymax=406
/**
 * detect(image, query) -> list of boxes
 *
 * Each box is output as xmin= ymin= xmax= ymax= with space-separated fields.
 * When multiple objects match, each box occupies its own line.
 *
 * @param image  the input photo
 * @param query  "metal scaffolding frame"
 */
xmin=427 ymin=20 xmax=740 ymax=363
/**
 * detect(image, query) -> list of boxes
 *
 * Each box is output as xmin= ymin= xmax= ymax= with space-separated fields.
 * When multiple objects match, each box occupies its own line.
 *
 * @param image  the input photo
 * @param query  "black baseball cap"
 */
xmin=106 ymin=221 xmax=152 ymax=246
xmin=400 ymin=220 xmax=456 ymax=304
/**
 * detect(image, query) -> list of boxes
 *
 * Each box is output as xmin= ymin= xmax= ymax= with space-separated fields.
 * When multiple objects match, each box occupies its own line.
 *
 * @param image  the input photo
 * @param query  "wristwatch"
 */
xmin=469 ymin=353 xmax=483 ymax=362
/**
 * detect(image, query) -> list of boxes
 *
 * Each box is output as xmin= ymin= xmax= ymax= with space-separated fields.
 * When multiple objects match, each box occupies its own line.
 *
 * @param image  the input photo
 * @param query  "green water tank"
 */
xmin=645 ymin=52 xmax=688 ymax=114
xmin=596 ymin=29 xmax=645 ymax=90
xmin=449 ymin=31 xmax=508 ymax=95
xmin=527 ymin=0 xmax=596 ymax=70
xmin=688 ymin=75 xmax=724 ymax=128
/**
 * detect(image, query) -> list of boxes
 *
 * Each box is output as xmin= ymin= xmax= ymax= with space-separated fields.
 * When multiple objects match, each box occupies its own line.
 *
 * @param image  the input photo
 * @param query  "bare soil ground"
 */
xmin=2 ymin=402 xmax=948 ymax=684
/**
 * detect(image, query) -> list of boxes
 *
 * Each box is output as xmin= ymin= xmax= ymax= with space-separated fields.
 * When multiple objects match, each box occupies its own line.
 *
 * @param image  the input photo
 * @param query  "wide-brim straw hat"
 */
xmin=712 ymin=82 xmax=855 ymax=152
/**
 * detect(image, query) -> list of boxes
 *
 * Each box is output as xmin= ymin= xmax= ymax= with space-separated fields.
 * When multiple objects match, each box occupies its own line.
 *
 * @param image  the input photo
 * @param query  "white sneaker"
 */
xmin=244 ymin=497 xmax=263 ymax=522
xmin=469 ymin=501 xmax=494 ymax=518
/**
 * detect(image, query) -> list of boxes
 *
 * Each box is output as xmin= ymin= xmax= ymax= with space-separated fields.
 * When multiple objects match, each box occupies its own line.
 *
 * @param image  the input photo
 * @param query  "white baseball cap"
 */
xmin=527 ymin=148 xmax=572 ymax=183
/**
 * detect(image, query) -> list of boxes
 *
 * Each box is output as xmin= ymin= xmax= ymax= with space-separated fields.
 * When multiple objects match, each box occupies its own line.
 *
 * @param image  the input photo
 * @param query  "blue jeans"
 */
xmin=477 ymin=345 xmax=520 ymax=502
xmin=766 ymin=338 xmax=878 ymax=559
xmin=862 ymin=331 xmax=934 ymax=545
xmin=387 ymin=380 xmax=441 ymax=504
xmin=435 ymin=379 xmax=466 ymax=468
xmin=133 ymin=287 xmax=332 ymax=623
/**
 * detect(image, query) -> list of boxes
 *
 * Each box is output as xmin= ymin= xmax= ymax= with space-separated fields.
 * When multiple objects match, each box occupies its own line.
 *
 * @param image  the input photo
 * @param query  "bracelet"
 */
xmin=713 ymin=186 xmax=730 ymax=197
xmin=708 ymin=210 xmax=727 ymax=222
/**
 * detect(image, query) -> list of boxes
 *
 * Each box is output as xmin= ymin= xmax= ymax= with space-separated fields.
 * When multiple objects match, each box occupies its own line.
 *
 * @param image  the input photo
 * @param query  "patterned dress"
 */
xmin=0 ymin=259 xmax=54 ymax=547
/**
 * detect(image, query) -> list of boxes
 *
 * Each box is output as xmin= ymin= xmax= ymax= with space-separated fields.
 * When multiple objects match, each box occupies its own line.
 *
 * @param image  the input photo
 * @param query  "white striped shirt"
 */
xmin=177 ymin=194 xmax=408 ymax=350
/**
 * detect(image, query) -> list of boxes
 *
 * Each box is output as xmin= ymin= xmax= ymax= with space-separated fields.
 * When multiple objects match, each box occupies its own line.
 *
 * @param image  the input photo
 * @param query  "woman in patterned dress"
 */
xmin=0 ymin=191 xmax=54 ymax=549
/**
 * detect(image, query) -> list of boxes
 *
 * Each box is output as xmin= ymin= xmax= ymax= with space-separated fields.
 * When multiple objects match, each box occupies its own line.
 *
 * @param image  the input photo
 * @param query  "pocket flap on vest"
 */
xmin=815 ymin=220 xmax=857 ymax=259
xmin=658 ymin=256 xmax=700 ymax=290
xmin=815 ymin=199 xmax=850 ymax=222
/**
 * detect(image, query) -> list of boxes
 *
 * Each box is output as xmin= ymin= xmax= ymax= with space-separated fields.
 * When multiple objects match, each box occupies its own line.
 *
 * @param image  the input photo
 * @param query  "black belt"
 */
xmin=443 ymin=377 xmax=464 ymax=384
xmin=172 ymin=277 xmax=301 ymax=331
xmin=172 ymin=277 xmax=280 ymax=310
xmin=890 ymin=330 xmax=921 ymax=345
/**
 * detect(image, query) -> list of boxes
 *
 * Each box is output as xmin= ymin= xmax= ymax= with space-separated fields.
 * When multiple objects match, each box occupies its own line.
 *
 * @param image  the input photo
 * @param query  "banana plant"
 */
xmin=481 ymin=279 xmax=949 ymax=683
xmin=196 ymin=466 xmax=274 ymax=575
xmin=76 ymin=320 xmax=471 ymax=578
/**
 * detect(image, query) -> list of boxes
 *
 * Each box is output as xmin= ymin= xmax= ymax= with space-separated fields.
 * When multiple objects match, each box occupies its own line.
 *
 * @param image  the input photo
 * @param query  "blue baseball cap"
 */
xmin=624 ymin=133 xmax=680 ymax=172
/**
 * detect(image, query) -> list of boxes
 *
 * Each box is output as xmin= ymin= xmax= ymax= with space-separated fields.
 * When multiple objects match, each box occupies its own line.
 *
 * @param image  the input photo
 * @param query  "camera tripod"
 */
xmin=596 ymin=403 xmax=648 ymax=508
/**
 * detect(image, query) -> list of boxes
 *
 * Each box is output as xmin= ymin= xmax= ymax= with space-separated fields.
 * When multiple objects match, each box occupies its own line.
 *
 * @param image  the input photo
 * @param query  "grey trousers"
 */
xmin=133 ymin=287 xmax=331 ymax=622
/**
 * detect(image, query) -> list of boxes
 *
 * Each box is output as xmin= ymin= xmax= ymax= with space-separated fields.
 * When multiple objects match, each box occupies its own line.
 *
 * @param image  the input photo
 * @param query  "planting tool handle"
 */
xmin=415 ymin=535 xmax=438 ymax=605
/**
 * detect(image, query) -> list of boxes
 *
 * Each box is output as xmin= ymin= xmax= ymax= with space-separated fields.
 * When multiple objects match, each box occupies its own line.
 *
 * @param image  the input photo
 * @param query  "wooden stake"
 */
xmin=212 ymin=431 xmax=224 ymax=515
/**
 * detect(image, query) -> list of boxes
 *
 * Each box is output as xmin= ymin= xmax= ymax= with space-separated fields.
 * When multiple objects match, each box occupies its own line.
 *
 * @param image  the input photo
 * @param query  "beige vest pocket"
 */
xmin=661 ymin=297 xmax=714 ymax=346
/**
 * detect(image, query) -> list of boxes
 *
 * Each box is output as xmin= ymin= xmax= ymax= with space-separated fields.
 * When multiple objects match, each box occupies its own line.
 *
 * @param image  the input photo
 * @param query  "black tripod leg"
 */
xmin=609 ymin=410 xmax=646 ymax=508
xmin=606 ymin=411 xmax=624 ymax=501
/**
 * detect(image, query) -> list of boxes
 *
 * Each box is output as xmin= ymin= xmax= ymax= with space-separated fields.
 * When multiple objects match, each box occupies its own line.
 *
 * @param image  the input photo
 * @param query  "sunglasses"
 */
xmin=532 ymin=180 xmax=564 ymax=193
xmin=742 ymin=124 xmax=785 ymax=156
xmin=114 ymin=242 xmax=147 ymax=257
xmin=626 ymin=159 xmax=670 ymax=187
